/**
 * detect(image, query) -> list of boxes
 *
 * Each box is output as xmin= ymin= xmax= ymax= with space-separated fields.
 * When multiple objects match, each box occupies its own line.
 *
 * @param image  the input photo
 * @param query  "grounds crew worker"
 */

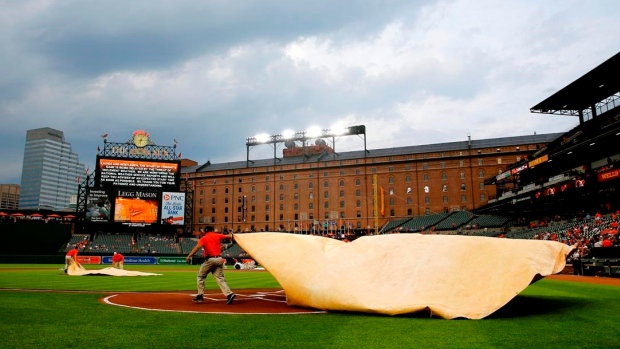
xmin=186 ymin=227 xmax=236 ymax=304
xmin=112 ymin=252 xmax=124 ymax=269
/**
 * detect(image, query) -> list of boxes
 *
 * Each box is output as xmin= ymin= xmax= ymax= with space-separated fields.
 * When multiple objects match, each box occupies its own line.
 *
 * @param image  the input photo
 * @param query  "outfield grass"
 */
xmin=0 ymin=264 xmax=619 ymax=349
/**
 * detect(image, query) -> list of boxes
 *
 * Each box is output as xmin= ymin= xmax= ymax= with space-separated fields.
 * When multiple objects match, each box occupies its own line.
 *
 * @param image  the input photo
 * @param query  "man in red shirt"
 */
xmin=185 ymin=227 xmax=236 ymax=304
xmin=112 ymin=252 xmax=125 ymax=269
xmin=64 ymin=246 xmax=79 ymax=274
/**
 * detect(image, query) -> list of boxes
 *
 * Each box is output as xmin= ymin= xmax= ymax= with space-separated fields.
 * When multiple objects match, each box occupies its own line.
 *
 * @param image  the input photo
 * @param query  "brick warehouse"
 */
xmin=181 ymin=132 xmax=560 ymax=233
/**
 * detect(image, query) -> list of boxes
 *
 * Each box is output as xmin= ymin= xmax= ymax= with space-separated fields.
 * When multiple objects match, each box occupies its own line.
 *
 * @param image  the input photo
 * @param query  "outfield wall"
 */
xmin=0 ymin=222 xmax=72 ymax=254
xmin=0 ymin=254 xmax=200 ymax=265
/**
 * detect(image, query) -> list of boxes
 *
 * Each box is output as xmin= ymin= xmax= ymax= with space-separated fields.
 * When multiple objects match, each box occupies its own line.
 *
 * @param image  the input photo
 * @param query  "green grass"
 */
xmin=0 ymin=264 xmax=280 ymax=291
xmin=0 ymin=264 xmax=619 ymax=349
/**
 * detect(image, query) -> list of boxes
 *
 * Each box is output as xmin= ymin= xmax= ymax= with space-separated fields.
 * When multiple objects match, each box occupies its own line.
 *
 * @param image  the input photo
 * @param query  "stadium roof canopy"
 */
xmin=530 ymin=51 xmax=620 ymax=116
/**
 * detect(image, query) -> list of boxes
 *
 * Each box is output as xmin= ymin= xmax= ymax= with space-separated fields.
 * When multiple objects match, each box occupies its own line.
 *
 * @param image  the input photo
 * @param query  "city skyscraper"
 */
xmin=0 ymin=184 xmax=20 ymax=210
xmin=19 ymin=127 xmax=85 ymax=210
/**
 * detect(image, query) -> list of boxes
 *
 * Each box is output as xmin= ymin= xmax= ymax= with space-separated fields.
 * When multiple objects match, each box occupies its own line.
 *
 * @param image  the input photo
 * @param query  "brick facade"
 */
xmin=184 ymin=138 xmax=553 ymax=233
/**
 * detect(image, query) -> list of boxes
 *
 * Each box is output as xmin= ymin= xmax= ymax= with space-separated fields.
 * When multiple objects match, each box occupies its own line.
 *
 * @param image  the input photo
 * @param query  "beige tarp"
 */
xmin=234 ymin=233 xmax=573 ymax=319
xmin=66 ymin=263 xmax=161 ymax=276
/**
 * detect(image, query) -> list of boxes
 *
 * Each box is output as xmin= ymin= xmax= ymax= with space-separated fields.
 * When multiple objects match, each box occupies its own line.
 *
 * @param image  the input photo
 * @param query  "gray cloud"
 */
xmin=19 ymin=0 xmax=427 ymax=77
xmin=1 ymin=0 xmax=619 ymax=185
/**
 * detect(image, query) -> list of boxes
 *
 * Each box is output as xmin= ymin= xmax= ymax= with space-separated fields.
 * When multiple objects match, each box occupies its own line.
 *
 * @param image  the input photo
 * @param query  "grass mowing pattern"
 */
xmin=0 ymin=265 xmax=619 ymax=348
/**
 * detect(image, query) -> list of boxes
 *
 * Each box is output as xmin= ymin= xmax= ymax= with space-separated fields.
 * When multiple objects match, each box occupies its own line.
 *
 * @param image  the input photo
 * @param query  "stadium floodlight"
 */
xmin=246 ymin=124 xmax=367 ymax=167
xmin=255 ymin=133 xmax=271 ymax=144
xmin=281 ymin=129 xmax=295 ymax=139
xmin=331 ymin=124 xmax=348 ymax=136
xmin=306 ymin=126 xmax=322 ymax=139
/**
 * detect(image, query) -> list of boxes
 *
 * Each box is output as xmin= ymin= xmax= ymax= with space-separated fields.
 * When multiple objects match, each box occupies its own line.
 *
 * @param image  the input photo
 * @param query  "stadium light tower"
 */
xmin=245 ymin=125 xmax=367 ymax=167
xmin=281 ymin=129 xmax=295 ymax=139
xmin=244 ymin=125 xmax=368 ymax=232
xmin=305 ymin=126 xmax=322 ymax=139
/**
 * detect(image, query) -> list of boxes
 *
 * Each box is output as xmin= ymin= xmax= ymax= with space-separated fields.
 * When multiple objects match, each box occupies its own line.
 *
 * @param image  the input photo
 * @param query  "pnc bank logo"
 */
xmin=164 ymin=193 xmax=184 ymax=201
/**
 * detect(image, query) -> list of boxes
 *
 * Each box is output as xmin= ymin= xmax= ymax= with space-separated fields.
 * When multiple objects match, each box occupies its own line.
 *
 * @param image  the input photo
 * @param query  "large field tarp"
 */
xmin=234 ymin=233 xmax=573 ymax=319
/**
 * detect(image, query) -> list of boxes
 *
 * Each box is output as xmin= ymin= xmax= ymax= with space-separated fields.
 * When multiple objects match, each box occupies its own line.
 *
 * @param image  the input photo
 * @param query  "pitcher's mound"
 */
xmin=102 ymin=289 xmax=326 ymax=314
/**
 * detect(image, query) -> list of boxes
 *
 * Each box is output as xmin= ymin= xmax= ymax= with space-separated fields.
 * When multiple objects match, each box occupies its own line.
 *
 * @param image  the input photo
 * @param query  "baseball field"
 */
xmin=1 ymin=264 xmax=619 ymax=349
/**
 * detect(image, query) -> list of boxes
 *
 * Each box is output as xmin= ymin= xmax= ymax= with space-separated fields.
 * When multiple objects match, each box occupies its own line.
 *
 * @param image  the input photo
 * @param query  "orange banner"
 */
xmin=528 ymin=154 xmax=549 ymax=168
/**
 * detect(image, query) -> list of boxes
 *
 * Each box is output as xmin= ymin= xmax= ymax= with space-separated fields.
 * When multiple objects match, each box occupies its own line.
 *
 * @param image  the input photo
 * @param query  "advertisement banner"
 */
xmin=123 ymin=256 xmax=158 ymax=265
xmin=511 ymin=163 xmax=528 ymax=175
xmin=161 ymin=192 xmax=185 ymax=225
xmin=85 ymin=189 xmax=111 ymax=223
xmin=158 ymin=256 xmax=188 ymax=264
xmin=77 ymin=256 xmax=101 ymax=264
xmin=495 ymin=171 xmax=511 ymax=181
xmin=528 ymin=154 xmax=549 ymax=168
xmin=598 ymin=169 xmax=620 ymax=182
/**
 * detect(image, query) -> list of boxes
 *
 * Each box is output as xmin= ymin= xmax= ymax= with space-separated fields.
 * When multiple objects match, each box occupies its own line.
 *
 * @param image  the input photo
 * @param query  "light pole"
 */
xmin=245 ymin=126 xmax=368 ymax=234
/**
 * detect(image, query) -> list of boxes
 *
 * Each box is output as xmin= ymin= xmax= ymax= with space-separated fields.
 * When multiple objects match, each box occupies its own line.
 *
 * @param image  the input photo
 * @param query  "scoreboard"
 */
xmin=95 ymin=157 xmax=180 ymax=190
xmin=88 ymin=156 xmax=184 ymax=225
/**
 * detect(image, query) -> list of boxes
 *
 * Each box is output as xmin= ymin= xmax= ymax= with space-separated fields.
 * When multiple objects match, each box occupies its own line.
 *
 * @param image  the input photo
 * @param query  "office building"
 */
xmin=0 ymin=184 xmax=20 ymax=210
xmin=19 ymin=127 xmax=85 ymax=210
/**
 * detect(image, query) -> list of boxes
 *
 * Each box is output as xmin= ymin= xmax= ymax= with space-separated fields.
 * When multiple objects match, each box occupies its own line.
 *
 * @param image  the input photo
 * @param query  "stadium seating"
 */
xmin=88 ymin=233 xmax=133 ymax=254
xmin=179 ymin=237 xmax=198 ymax=254
xmin=63 ymin=234 xmax=90 ymax=252
xmin=379 ymin=212 xmax=514 ymax=234
xmin=223 ymin=243 xmax=243 ymax=257
xmin=135 ymin=234 xmax=178 ymax=254
xmin=399 ymin=213 xmax=450 ymax=232
xmin=435 ymin=211 xmax=475 ymax=230
xmin=468 ymin=215 xmax=513 ymax=228
xmin=379 ymin=217 xmax=413 ymax=233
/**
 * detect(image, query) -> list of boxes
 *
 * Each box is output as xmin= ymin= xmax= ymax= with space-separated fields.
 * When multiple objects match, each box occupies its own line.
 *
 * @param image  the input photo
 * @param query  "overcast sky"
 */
xmin=2 ymin=0 xmax=619 ymax=184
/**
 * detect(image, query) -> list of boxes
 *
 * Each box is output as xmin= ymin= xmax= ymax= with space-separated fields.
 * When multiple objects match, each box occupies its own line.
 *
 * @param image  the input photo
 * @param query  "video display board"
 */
xmin=161 ymin=192 xmax=186 ymax=225
xmin=95 ymin=157 xmax=180 ymax=190
xmin=113 ymin=190 xmax=160 ymax=224
xmin=85 ymin=189 xmax=111 ymax=223
xmin=86 ymin=189 xmax=186 ymax=226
